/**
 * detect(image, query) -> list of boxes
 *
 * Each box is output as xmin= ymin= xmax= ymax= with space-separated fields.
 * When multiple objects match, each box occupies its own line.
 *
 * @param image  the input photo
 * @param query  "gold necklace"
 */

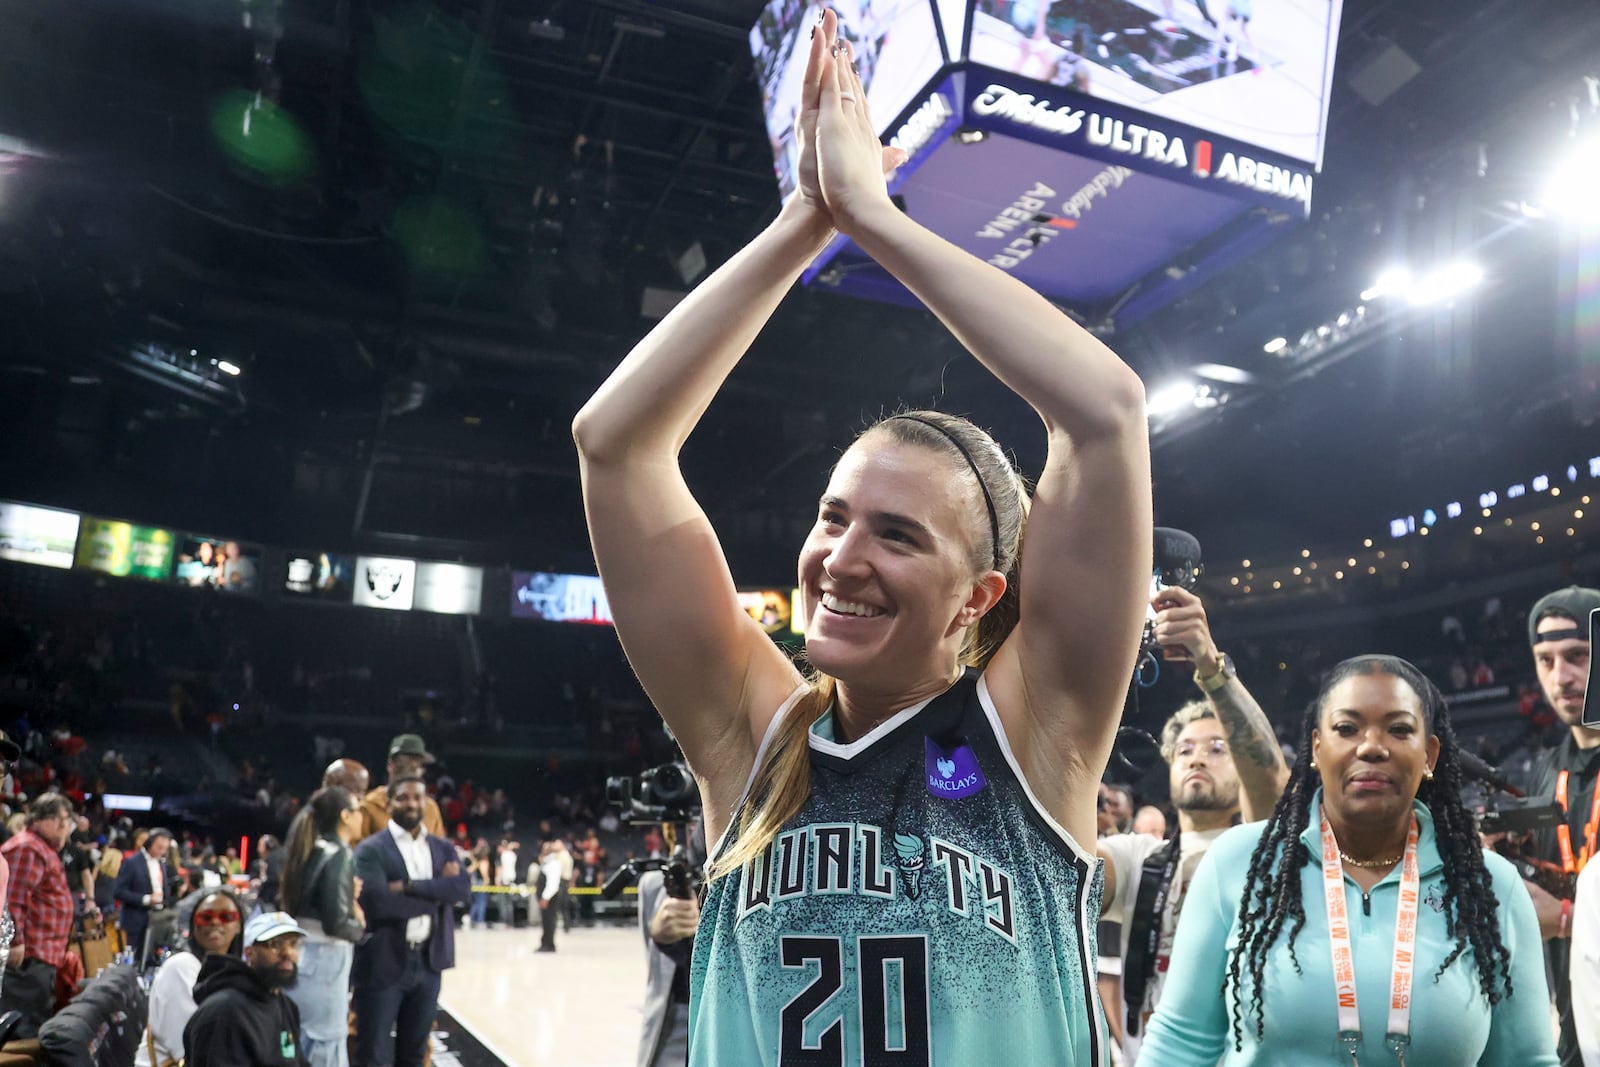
xmin=1337 ymin=848 xmax=1403 ymax=869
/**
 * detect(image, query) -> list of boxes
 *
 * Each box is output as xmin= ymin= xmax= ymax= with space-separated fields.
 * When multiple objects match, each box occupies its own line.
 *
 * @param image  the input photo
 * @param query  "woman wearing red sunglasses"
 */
xmin=135 ymin=888 xmax=245 ymax=1067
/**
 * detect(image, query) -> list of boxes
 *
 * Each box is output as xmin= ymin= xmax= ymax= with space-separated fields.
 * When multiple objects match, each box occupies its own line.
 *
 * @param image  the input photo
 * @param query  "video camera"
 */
xmin=604 ymin=760 xmax=701 ymax=826
xmin=601 ymin=761 xmax=704 ymax=902
xmin=1463 ymin=752 xmax=1574 ymax=898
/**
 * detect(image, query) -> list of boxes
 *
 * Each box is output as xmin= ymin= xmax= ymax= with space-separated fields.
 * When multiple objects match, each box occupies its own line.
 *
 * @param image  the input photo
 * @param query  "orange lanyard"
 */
xmin=1321 ymin=812 xmax=1421 ymax=1066
xmin=1554 ymin=770 xmax=1600 ymax=874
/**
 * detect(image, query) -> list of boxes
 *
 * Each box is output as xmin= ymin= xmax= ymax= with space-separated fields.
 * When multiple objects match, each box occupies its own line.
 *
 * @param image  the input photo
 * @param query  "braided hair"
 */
xmin=1223 ymin=654 xmax=1514 ymax=1051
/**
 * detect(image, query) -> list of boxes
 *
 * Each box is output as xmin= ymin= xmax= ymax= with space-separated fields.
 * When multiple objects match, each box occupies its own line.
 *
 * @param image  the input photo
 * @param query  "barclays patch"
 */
xmin=924 ymin=736 xmax=988 ymax=799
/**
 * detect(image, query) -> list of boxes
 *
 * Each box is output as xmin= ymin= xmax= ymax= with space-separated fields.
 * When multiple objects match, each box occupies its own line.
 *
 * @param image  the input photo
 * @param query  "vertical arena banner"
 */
xmin=751 ymin=0 xmax=1342 ymax=326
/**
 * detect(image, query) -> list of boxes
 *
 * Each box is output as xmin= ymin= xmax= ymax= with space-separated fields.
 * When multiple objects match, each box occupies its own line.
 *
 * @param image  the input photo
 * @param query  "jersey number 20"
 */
xmin=779 ymin=935 xmax=930 ymax=1066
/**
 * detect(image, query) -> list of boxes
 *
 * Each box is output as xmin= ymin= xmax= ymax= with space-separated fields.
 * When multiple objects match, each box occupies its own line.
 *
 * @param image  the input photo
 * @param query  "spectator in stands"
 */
xmin=1 ymin=793 xmax=76 ymax=1037
xmin=115 ymin=827 xmax=176 ymax=963
xmin=352 ymin=775 xmax=469 ymax=1067
xmin=60 ymin=814 xmax=98 ymax=923
xmin=494 ymin=840 xmax=518 ymax=927
xmin=1132 ymin=806 xmax=1166 ymax=837
xmin=281 ymin=786 xmax=365 ymax=1067
xmin=253 ymin=834 xmax=281 ymax=907
xmin=184 ymin=911 xmax=309 ymax=1067
xmin=93 ymin=835 xmax=123 ymax=913
xmin=1523 ymin=586 xmax=1600 ymax=1066
xmin=136 ymin=888 xmax=245 ymax=1067
xmin=358 ymin=735 xmax=443 ymax=841
xmin=265 ymin=758 xmax=370 ymax=912
xmin=467 ymin=840 xmax=491 ymax=929
xmin=1099 ymin=782 xmax=1134 ymax=836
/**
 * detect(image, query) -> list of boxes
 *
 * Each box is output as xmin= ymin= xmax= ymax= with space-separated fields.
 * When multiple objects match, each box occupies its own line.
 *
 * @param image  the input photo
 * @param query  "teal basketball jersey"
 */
xmin=689 ymin=670 xmax=1108 ymax=1066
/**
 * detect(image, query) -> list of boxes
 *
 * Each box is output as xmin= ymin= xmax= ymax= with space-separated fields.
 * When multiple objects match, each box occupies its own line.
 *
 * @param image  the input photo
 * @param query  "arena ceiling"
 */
xmin=1 ymin=0 xmax=1598 ymax=581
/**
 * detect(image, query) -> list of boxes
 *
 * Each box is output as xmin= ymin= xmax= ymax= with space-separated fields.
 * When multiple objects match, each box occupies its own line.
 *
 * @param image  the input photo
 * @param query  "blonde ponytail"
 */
xmin=706 ymin=674 xmax=835 ymax=881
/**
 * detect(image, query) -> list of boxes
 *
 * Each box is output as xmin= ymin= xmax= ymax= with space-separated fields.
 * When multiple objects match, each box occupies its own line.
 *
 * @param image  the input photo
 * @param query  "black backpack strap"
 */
xmin=1122 ymin=834 xmax=1181 ymax=1037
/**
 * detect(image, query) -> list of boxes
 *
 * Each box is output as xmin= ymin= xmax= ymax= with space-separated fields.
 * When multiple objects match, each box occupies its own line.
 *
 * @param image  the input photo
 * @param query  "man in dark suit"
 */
xmin=112 ymin=827 xmax=175 ymax=965
xmin=352 ymin=775 xmax=470 ymax=1067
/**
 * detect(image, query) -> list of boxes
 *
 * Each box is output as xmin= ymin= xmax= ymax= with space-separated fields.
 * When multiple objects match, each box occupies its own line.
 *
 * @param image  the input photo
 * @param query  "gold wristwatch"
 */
xmin=1195 ymin=653 xmax=1236 ymax=694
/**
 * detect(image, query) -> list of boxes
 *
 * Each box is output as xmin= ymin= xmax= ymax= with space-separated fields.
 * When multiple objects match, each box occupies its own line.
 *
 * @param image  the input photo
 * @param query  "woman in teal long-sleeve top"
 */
xmin=1140 ymin=655 xmax=1557 ymax=1066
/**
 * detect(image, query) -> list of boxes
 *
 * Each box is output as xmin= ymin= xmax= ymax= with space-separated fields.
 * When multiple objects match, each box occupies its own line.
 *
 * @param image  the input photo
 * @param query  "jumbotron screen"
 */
xmin=74 ymin=518 xmax=175 ymax=580
xmin=284 ymin=552 xmax=357 ymax=602
xmin=510 ymin=571 xmax=614 ymax=625
xmin=174 ymin=536 xmax=261 ymax=595
xmin=751 ymin=0 xmax=1342 ymax=188
xmin=752 ymin=0 xmax=946 ymax=201
xmin=966 ymin=0 xmax=1342 ymax=165
xmin=0 ymin=501 xmax=80 ymax=570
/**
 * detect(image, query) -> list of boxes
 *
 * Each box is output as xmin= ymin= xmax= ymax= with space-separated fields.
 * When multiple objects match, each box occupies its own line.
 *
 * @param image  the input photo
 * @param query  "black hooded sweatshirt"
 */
xmin=183 ymin=953 xmax=308 ymax=1067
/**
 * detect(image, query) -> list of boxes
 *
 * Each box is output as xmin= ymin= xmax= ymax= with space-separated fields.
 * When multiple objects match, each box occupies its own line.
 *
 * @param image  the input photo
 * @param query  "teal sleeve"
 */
xmin=1134 ymin=834 xmax=1236 ymax=1065
xmin=1477 ymin=854 xmax=1558 ymax=1067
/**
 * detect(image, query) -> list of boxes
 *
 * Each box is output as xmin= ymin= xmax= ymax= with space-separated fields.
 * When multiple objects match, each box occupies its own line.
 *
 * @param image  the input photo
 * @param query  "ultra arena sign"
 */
xmin=969 ymin=83 xmax=1312 ymax=209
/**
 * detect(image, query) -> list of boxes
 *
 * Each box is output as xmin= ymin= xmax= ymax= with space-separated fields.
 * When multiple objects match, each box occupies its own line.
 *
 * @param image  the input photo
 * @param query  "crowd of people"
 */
xmin=591 ymin=15 xmax=1599 ymax=1067
xmin=0 ymin=15 xmax=1597 ymax=1067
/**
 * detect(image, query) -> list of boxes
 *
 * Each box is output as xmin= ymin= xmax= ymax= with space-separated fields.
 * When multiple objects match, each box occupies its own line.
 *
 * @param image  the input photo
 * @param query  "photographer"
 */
xmin=636 ymin=819 xmax=703 ymax=1067
xmin=1521 ymin=586 xmax=1600 ymax=1066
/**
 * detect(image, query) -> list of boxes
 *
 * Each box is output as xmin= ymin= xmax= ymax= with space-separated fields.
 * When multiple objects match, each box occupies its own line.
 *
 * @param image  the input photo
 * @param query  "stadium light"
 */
xmin=1406 ymin=260 xmax=1483 ymax=305
xmin=216 ymin=360 xmax=242 ymax=376
xmin=1542 ymin=137 xmax=1600 ymax=222
xmin=1263 ymin=336 xmax=1288 ymax=354
xmin=1360 ymin=267 xmax=1411 ymax=302
xmin=1146 ymin=380 xmax=1199 ymax=419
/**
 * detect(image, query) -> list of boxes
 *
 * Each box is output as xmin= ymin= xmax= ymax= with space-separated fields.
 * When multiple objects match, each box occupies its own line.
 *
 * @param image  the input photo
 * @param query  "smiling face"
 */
xmin=797 ymin=437 xmax=998 ymax=690
xmin=190 ymin=892 xmax=242 ymax=957
xmin=1312 ymin=670 xmax=1440 ymax=825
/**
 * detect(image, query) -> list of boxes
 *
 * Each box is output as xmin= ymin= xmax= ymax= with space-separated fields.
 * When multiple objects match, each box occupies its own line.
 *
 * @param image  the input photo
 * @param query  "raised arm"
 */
xmin=573 ymin=211 xmax=822 ymax=836
xmin=1152 ymin=586 xmax=1288 ymax=821
xmin=815 ymin=18 xmax=1150 ymax=843
xmin=572 ymin=23 xmax=902 ymax=840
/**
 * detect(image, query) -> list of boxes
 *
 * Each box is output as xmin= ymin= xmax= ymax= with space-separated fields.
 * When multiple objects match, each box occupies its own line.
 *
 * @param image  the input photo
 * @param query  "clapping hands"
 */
xmin=793 ymin=8 xmax=907 ymax=234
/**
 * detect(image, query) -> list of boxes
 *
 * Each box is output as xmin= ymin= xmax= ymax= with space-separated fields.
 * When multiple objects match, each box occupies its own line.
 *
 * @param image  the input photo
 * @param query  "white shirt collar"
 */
xmin=387 ymin=819 xmax=426 ymax=847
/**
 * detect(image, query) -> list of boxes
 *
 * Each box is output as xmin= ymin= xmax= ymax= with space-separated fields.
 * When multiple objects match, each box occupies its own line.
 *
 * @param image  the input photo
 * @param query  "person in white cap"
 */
xmin=183 ymin=911 xmax=308 ymax=1067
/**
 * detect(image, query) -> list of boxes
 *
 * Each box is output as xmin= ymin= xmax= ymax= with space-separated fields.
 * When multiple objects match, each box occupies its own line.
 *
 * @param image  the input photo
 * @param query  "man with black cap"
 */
xmin=1524 ymin=585 xmax=1600 ymax=1066
xmin=358 ymin=735 xmax=444 ymax=842
xmin=184 ymin=911 xmax=309 ymax=1067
